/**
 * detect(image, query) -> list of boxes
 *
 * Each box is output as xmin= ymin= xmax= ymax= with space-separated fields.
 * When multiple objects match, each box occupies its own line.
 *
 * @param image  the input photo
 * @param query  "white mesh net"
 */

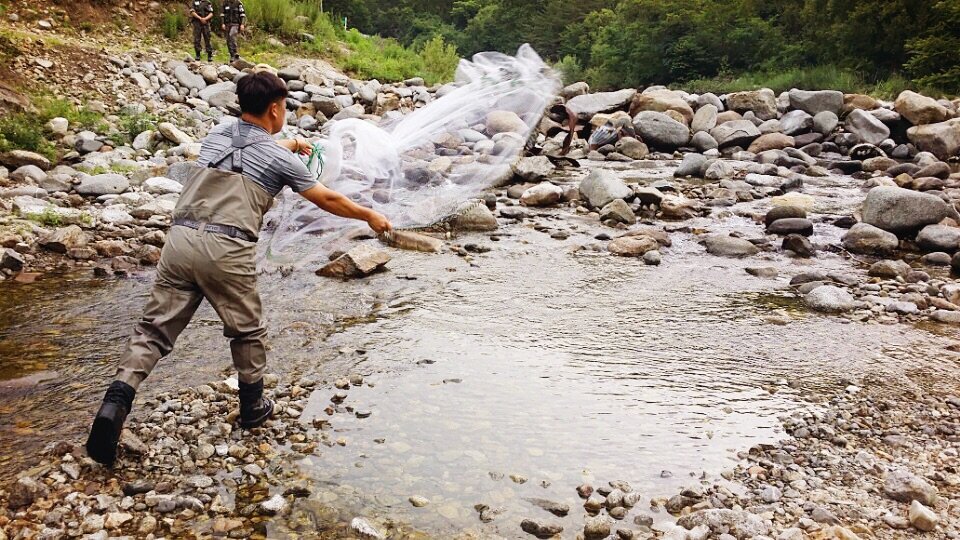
xmin=262 ymin=44 xmax=561 ymax=267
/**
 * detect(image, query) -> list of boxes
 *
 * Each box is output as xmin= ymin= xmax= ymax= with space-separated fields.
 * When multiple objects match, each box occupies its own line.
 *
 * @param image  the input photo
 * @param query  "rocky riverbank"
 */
xmin=2 ymin=17 xmax=960 ymax=540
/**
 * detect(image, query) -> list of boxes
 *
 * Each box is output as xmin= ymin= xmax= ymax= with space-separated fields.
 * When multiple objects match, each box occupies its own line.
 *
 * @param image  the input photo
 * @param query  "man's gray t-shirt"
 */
xmin=197 ymin=120 xmax=318 ymax=196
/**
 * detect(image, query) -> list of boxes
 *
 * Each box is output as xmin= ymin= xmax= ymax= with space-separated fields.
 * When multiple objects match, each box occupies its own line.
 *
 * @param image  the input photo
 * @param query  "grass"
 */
xmin=0 ymin=96 xmax=107 ymax=161
xmin=23 ymin=208 xmax=65 ymax=228
xmin=682 ymin=65 xmax=951 ymax=99
xmin=115 ymin=111 xmax=156 ymax=146
xmin=333 ymin=30 xmax=458 ymax=85
xmin=160 ymin=11 xmax=189 ymax=41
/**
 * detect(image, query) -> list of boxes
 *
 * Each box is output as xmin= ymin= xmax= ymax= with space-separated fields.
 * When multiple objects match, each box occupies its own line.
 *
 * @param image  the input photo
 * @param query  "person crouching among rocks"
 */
xmin=85 ymin=71 xmax=392 ymax=465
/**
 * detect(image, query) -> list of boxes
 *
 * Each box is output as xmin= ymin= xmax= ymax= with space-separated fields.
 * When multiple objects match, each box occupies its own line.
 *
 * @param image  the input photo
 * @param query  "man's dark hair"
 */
xmin=237 ymin=71 xmax=288 ymax=115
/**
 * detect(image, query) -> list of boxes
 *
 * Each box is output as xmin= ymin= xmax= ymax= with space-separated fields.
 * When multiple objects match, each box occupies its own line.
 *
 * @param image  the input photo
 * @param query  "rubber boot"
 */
xmin=85 ymin=381 xmax=135 ymax=465
xmin=207 ymin=52 xmax=213 ymax=62
xmin=238 ymin=379 xmax=274 ymax=429
xmin=195 ymin=51 xmax=201 ymax=61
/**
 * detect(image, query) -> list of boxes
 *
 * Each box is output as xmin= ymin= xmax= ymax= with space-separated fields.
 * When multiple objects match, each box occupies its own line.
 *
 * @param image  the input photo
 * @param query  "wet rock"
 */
xmin=631 ymin=89 xmax=694 ymax=124
xmin=450 ymin=201 xmax=499 ymax=231
xmin=675 ymin=153 xmax=708 ymax=177
xmin=767 ymin=218 xmax=813 ymax=236
xmin=608 ymin=235 xmax=659 ymax=257
xmin=862 ymin=186 xmax=956 ymax=234
xmin=909 ymin=500 xmax=939 ymax=532
xmin=883 ymin=470 xmax=939 ymax=506
xmin=521 ymin=518 xmax=563 ymax=538
xmin=584 ymin=516 xmax=613 ymax=540
xmin=932 ymin=310 xmax=960 ymax=324
xmin=318 ymin=244 xmax=391 ymax=278
xmin=579 ymin=169 xmax=632 ymax=208
xmin=748 ymin=133 xmax=795 ymax=153
xmin=783 ymin=234 xmax=815 ymax=257
xmin=676 ymin=509 xmax=770 ymax=538
xmin=780 ymin=110 xmax=813 ymax=135
xmin=895 ymin=90 xmax=951 ymax=126
xmin=616 ymin=137 xmax=649 ymax=159
xmin=39 ymin=226 xmax=88 ymax=254
xmin=747 ymin=267 xmax=778 ymax=278
xmin=916 ymin=224 xmax=960 ymax=252
xmin=868 ymin=259 xmax=911 ymax=279
xmin=577 ymin=484 xmax=594 ymax=498
xmin=804 ymin=285 xmax=856 ymax=313
xmin=764 ymin=206 xmax=807 ymax=227
xmin=514 ymin=156 xmax=555 ymax=182
xmin=703 ymin=235 xmax=759 ymax=258
xmin=704 ymin=159 xmax=735 ymax=180
xmin=922 ymin=252 xmax=952 ymax=266
xmin=0 ymin=248 xmax=25 ymax=272
xmin=409 ymin=495 xmax=429 ymax=507
xmin=520 ymin=182 xmax=563 ymax=207
xmin=485 ymin=110 xmax=526 ymax=135
xmin=842 ymin=223 xmax=899 ymax=255
xmin=691 ymin=131 xmax=719 ymax=152
xmin=633 ymin=111 xmax=690 ymax=149
xmin=350 ymin=517 xmax=385 ymax=539
xmin=600 ymin=199 xmax=637 ymax=225
xmin=643 ymin=250 xmax=662 ymax=265
xmin=8 ymin=477 xmax=48 ymax=509
xmin=526 ymin=498 xmax=570 ymax=517
xmin=380 ymin=230 xmax=443 ymax=253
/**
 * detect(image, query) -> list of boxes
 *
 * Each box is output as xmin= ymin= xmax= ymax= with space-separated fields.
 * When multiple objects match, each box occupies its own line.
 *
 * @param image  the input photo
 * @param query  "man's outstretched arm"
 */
xmin=299 ymin=184 xmax=392 ymax=233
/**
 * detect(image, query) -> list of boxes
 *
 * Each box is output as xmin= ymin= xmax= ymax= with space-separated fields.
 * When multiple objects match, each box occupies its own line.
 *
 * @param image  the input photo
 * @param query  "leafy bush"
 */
xmin=160 ymin=10 xmax=188 ymax=40
xmin=116 ymin=111 xmax=155 ymax=145
xmin=0 ymin=114 xmax=55 ymax=159
xmin=419 ymin=36 xmax=459 ymax=85
xmin=554 ymin=55 xmax=586 ymax=85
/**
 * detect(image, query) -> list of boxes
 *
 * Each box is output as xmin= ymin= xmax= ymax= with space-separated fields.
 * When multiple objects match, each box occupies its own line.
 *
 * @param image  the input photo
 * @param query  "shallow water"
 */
xmin=2 ymin=161 xmax=959 ymax=538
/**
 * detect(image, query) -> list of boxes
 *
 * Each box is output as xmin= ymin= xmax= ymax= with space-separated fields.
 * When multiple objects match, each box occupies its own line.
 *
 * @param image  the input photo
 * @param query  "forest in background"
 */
xmin=316 ymin=0 xmax=960 ymax=96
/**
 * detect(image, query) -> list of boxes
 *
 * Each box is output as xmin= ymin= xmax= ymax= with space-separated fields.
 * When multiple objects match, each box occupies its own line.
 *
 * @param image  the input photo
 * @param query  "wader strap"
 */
xmin=208 ymin=122 xmax=275 ymax=174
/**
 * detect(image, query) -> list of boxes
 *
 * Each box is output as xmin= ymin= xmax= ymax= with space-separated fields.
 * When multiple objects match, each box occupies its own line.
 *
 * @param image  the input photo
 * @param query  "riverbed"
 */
xmin=2 ymin=160 xmax=959 ymax=538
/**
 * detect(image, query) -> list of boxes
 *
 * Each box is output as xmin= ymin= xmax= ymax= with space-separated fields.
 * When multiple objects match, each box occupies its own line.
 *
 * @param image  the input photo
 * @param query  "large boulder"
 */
xmin=916 ymin=224 xmax=960 ymax=252
xmin=842 ymin=223 xmax=899 ymax=255
xmin=630 ymin=89 xmax=694 ymax=124
xmin=632 ymin=111 xmax=690 ymax=149
xmin=813 ymin=111 xmax=839 ymax=134
xmin=703 ymin=235 xmax=759 ymax=258
xmin=895 ymin=90 xmax=952 ymax=126
xmin=748 ymin=133 xmax=795 ymax=154
xmin=0 ymin=150 xmax=51 ymax=171
xmin=862 ymin=186 xmax=957 ymax=234
xmin=780 ymin=110 xmax=813 ymax=135
xmin=675 ymin=153 xmax=708 ymax=177
xmin=172 ymin=64 xmax=206 ymax=91
xmin=39 ymin=225 xmax=88 ymax=253
xmin=317 ymin=244 xmax=390 ymax=279
xmin=520 ymin=182 xmax=563 ymax=207
xmin=845 ymin=109 xmax=890 ymax=145
xmin=805 ymin=285 xmax=856 ymax=313
xmin=566 ymin=89 xmax=636 ymax=120
xmin=725 ymin=89 xmax=777 ymax=120
xmin=76 ymin=174 xmax=130 ymax=196
xmin=788 ymin=89 xmax=843 ymax=115
xmin=709 ymin=120 xmax=761 ymax=148
xmin=691 ymin=104 xmax=718 ymax=133
xmin=513 ymin=156 xmax=555 ymax=182
xmin=579 ymin=169 xmax=632 ymax=208
xmin=484 ymin=110 xmax=527 ymax=136
xmin=907 ymin=118 xmax=960 ymax=160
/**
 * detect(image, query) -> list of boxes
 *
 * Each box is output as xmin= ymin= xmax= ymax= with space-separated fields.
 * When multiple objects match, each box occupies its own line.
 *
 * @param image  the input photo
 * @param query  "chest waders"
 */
xmin=86 ymin=124 xmax=278 ymax=465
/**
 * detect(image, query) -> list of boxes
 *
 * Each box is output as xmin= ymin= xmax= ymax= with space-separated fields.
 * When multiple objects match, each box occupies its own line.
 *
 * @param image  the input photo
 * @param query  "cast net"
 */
xmin=262 ymin=44 xmax=560 ymax=267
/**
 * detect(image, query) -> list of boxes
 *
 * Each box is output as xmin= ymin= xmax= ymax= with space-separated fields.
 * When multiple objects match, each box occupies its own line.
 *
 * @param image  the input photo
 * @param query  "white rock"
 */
xmin=908 ymin=500 xmax=938 ymax=532
xmin=144 ymin=177 xmax=183 ymax=195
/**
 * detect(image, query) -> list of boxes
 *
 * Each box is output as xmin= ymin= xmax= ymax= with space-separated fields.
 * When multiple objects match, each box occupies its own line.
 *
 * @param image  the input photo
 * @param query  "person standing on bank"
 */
xmin=85 ymin=72 xmax=392 ymax=465
xmin=221 ymin=0 xmax=246 ymax=63
xmin=189 ymin=0 xmax=214 ymax=62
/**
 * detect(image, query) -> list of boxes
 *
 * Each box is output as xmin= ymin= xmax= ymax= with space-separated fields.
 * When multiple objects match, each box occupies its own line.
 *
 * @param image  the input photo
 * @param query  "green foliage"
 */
xmin=115 ymin=111 xmax=156 ymax=146
xmin=419 ymin=36 xmax=459 ymax=85
xmin=337 ymin=29 xmax=426 ymax=83
xmin=0 ymin=114 xmax=55 ymax=160
xmin=160 ymin=10 xmax=188 ymax=40
xmin=245 ymin=0 xmax=299 ymax=35
xmin=0 ymin=97 xmax=104 ymax=161
xmin=554 ymin=55 xmax=585 ymax=85
xmin=23 ymin=208 xmax=64 ymax=228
